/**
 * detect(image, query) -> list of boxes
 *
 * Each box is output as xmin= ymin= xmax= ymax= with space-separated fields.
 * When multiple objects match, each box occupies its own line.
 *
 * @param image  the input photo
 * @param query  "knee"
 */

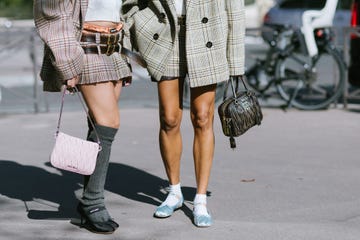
xmin=191 ymin=110 xmax=213 ymax=130
xmin=160 ymin=113 xmax=181 ymax=132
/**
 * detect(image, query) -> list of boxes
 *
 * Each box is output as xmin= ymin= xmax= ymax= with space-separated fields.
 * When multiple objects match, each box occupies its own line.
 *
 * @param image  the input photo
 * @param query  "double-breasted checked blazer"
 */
xmin=122 ymin=0 xmax=245 ymax=87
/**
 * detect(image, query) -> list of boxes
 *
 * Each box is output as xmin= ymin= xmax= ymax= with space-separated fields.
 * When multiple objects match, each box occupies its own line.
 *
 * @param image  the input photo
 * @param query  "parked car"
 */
xmin=245 ymin=0 xmax=275 ymax=29
xmin=348 ymin=0 xmax=360 ymax=86
xmin=262 ymin=0 xmax=351 ymax=44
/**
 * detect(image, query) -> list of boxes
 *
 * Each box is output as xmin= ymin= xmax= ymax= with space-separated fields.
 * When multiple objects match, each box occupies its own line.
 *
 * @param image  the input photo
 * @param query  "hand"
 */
xmin=65 ymin=76 xmax=79 ymax=88
xmin=62 ymin=76 xmax=79 ymax=94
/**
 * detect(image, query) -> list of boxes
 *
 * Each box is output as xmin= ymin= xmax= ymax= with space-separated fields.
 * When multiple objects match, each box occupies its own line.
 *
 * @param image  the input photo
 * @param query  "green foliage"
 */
xmin=0 ymin=0 xmax=33 ymax=19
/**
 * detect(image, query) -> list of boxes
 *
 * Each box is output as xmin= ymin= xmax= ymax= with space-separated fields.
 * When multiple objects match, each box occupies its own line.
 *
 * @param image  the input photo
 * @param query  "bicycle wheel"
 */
xmin=275 ymin=45 xmax=345 ymax=110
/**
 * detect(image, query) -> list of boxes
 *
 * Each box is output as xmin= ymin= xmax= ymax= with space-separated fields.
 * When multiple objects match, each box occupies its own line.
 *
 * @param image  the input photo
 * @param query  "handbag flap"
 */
xmin=50 ymin=132 xmax=99 ymax=175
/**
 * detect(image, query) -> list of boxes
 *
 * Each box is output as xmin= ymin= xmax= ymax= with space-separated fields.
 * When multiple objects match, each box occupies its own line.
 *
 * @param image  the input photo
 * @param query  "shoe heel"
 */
xmin=79 ymin=216 xmax=85 ymax=225
xmin=76 ymin=203 xmax=115 ymax=234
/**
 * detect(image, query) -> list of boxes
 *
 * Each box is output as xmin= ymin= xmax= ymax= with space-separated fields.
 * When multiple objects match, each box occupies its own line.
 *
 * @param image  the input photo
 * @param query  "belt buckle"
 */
xmin=105 ymin=44 xmax=116 ymax=56
xmin=107 ymin=34 xmax=114 ymax=45
xmin=105 ymin=33 xmax=119 ymax=45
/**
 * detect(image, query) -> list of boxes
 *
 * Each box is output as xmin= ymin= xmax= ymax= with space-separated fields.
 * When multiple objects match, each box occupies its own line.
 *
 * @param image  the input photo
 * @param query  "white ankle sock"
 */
xmin=162 ymin=183 xmax=182 ymax=207
xmin=193 ymin=194 xmax=209 ymax=216
xmin=169 ymin=183 xmax=182 ymax=196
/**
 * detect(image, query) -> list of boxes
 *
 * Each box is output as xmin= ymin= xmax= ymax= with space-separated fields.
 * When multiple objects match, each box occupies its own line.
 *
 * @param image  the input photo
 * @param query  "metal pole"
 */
xmin=343 ymin=27 xmax=349 ymax=109
xmin=30 ymin=29 xmax=39 ymax=113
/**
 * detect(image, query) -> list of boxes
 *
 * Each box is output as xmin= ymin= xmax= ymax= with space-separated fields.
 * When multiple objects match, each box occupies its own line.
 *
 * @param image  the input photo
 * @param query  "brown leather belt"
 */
xmin=82 ymin=45 xmax=120 ymax=55
xmin=81 ymin=32 xmax=120 ymax=45
xmin=80 ymin=30 xmax=147 ymax=67
xmin=81 ymin=30 xmax=121 ymax=56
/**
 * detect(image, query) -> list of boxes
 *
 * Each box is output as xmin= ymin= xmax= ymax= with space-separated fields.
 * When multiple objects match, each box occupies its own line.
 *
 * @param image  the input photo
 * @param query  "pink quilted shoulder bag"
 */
xmin=50 ymin=87 xmax=101 ymax=175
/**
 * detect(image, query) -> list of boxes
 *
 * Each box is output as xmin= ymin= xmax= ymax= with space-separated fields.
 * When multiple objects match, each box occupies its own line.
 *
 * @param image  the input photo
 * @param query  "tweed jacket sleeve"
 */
xmin=121 ymin=0 xmax=149 ymax=51
xmin=226 ymin=0 xmax=245 ymax=76
xmin=33 ymin=0 xmax=84 ymax=81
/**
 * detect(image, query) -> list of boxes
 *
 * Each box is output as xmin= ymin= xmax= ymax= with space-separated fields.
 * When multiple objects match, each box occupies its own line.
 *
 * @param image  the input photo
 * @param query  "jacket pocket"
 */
xmin=133 ymin=7 xmax=164 ymax=41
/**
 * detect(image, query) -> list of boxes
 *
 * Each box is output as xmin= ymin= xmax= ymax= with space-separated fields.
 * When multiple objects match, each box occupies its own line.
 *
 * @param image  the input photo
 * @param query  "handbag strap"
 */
xmin=222 ymin=75 xmax=263 ymax=125
xmin=55 ymin=86 xmax=101 ymax=146
xmin=222 ymin=75 xmax=249 ymax=101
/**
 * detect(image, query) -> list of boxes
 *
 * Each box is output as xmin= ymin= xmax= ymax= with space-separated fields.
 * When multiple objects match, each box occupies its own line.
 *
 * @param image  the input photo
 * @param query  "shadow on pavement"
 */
xmin=0 ymin=160 xmax=207 ymax=222
xmin=0 ymin=160 xmax=81 ymax=220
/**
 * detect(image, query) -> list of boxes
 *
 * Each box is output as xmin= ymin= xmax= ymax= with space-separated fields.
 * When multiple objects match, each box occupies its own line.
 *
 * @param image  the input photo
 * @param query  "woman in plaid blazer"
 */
xmin=34 ymin=0 xmax=131 ymax=234
xmin=122 ymin=0 xmax=245 ymax=227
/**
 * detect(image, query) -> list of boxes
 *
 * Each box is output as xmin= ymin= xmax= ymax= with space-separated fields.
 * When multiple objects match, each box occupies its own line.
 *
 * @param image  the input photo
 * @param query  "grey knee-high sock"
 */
xmin=80 ymin=124 xmax=118 ymax=222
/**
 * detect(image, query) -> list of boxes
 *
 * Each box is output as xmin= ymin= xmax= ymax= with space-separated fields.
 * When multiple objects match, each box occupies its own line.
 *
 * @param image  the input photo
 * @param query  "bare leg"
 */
xmin=154 ymin=79 xmax=184 ymax=218
xmin=190 ymin=83 xmax=216 ymax=227
xmin=80 ymin=81 xmax=122 ymax=128
xmin=157 ymin=79 xmax=183 ymax=185
xmin=190 ymin=84 xmax=216 ymax=194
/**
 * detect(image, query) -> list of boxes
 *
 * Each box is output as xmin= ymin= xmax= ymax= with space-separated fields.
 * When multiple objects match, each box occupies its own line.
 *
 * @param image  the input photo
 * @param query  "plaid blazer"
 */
xmin=122 ymin=0 xmax=245 ymax=87
xmin=33 ymin=0 xmax=88 ymax=91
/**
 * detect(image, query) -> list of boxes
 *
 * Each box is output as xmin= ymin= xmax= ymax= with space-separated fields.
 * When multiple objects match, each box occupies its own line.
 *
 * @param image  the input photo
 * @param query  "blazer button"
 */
xmin=159 ymin=13 xmax=166 ymax=23
xmin=153 ymin=33 xmax=159 ymax=40
xmin=206 ymin=41 xmax=213 ymax=48
xmin=201 ymin=17 xmax=208 ymax=24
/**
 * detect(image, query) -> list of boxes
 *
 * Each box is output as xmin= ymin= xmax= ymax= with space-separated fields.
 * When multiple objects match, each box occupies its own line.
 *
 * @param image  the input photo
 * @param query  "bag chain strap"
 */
xmin=55 ymin=86 xmax=101 ymax=147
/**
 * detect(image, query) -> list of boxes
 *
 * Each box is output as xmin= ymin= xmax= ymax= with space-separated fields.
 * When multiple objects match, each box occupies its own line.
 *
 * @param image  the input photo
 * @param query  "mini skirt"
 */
xmin=79 ymin=52 xmax=132 ymax=86
xmin=78 ymin=28 xmax=132 ymax=86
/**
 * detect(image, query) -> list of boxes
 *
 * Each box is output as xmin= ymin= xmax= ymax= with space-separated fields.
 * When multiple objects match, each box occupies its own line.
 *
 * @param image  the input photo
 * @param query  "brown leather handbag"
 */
xmin=218 ymin=76 xmax=263 ymax=148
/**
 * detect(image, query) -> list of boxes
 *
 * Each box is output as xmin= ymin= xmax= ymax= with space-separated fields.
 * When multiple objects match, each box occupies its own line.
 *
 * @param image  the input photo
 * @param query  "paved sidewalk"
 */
xmin=0 ymin=106 xmax=360 ymax=240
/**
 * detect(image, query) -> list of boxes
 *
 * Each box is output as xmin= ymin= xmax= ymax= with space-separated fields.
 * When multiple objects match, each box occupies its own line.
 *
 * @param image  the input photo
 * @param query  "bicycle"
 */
xmin=246 ymin=22 xmax=346 ymax=110
xmin=184 ymin=0 xmax=346 ymax=110
xmin=247 ymin=0 xmax=346 ymax=110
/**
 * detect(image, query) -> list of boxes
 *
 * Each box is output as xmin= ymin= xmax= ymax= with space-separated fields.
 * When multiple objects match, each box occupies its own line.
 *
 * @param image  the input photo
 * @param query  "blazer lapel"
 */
xmin=165 ymin=0 xmax=177 ymax=17
xmin=170 ymin=0 xmax=189 ymax=15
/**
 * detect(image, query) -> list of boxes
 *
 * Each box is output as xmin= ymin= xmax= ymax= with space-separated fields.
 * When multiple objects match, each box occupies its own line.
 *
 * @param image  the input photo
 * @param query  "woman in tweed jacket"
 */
xmin=34 ymin=0 xmax=131 ymax=234
xmin=122 ymin=0 xmax=245 ymax=227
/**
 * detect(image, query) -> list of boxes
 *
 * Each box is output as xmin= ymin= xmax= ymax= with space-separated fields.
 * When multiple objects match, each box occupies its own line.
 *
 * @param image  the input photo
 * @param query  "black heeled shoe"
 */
xmin=107 ymin=219 xmax=119 ymax=229
xmin=77 ymin=204 xmax=118 ymax=234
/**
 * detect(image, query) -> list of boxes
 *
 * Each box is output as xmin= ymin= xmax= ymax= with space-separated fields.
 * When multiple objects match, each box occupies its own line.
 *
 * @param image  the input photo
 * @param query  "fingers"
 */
xmin=66 ymin=76 xmax=79 ymax=88
xmin=62 ymin=76 xmax=79 ymax=94
xmin=118 ymin=22 xmax=123 ymax=30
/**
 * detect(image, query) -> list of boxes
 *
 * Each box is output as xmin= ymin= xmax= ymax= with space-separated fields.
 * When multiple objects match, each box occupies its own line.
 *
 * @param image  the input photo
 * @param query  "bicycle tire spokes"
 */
xmin=275 ymin=46 xmax=345 ymax=110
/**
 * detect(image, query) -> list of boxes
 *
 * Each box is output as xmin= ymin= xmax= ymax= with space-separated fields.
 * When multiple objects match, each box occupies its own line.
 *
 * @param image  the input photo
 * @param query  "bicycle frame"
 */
xmin=246 ymin=25 xmax=296 ymax=95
